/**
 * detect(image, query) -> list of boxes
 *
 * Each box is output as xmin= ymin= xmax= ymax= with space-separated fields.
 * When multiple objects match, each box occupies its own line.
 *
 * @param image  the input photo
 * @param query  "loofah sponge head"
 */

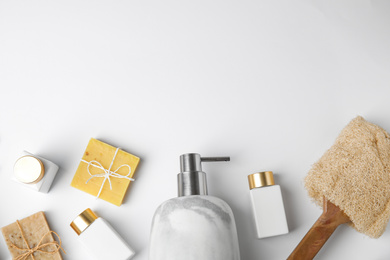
xmin=305 ymin=116 xmax=390 ymax=238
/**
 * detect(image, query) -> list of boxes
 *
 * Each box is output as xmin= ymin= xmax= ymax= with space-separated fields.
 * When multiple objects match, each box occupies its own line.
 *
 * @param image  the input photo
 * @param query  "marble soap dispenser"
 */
xmin=149 ymin=153 xmax=241 ymax=260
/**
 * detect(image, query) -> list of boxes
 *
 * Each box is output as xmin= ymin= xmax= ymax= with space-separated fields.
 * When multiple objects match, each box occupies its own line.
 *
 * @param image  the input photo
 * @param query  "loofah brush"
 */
xmin=288 ymin=116 xmax=390 ymax=259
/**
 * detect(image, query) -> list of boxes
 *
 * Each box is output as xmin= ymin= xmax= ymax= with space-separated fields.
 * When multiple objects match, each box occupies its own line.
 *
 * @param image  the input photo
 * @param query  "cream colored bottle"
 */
xmin=248 ymin=171 xmax=289 ymax=239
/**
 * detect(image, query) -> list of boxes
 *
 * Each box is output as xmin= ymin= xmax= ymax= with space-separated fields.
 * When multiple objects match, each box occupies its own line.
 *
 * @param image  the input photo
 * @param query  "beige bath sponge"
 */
xmin=305 ymin=116 xmax=390 ymax=238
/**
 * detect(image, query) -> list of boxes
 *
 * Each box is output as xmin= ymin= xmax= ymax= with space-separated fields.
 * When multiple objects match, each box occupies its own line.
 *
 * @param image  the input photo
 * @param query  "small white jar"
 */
xmin=248 ymin=171 xmax=289 ymax=239
xmin=13 ymin=151 xmax=59 ymax=193
xmin=70 ymin=208 xmax=135 ymax=260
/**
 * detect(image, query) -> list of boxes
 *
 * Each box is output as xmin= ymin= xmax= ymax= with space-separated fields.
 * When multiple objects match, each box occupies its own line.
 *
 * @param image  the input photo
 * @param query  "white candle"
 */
xmin=13 ymin=151 xmax=59 ymax=193
xmin=14 ymin=156 xmax=44 ymax=184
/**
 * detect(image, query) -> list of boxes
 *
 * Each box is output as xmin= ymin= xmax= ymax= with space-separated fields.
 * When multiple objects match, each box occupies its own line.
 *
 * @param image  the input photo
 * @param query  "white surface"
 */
xmin=250 ymin=185 xmax=289 ymax=239
xmin=1 ymin=0 xmax=390 ymax=259
xmin=78 ymin=218 xmax=135 ymax=260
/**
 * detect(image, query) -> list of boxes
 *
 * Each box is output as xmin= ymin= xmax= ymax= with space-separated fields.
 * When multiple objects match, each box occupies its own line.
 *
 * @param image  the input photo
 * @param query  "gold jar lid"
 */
xmin=14 ymin=156 xmax=45 ymax=184
xmin=248 ymin=171 xmax=275 ymax=189
xmin=70 ymin=208 xmax=98 ymax=235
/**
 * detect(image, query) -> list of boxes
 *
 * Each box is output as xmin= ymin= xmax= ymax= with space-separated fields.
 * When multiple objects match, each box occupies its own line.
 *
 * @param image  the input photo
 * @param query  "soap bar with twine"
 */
xmin=1 ymin=211 xmax=64 ymax=260
xmin=71 ymin=138 xmax=140 ymax=206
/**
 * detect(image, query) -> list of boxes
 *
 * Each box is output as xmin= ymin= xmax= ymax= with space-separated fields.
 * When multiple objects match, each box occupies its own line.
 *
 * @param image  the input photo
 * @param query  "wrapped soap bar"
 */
xmin=1 ymin=211 xmax=64 ymax=260
xmin=71 ymin=138 xmax=140 ymax=206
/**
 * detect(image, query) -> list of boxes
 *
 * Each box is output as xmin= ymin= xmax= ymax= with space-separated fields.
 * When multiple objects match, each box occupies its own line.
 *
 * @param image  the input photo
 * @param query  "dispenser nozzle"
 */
xmin=178 ymin=153 xmax=230 ymax=197
xmin=201 ymin=157 xmax=230 ymax=162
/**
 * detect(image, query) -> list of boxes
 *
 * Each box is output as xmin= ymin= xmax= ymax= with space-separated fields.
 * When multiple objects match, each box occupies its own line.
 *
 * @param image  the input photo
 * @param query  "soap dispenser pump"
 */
xmin=149 ymin=153 xmax=241 ymax=260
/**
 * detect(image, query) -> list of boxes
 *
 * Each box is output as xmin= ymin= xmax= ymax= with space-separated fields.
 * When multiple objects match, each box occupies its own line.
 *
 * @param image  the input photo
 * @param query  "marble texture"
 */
xmin=149 ymin=195 xmax=240 ymax=260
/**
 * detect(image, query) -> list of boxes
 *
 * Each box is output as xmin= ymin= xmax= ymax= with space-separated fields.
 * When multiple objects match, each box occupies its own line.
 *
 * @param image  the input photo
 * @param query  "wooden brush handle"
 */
xmin=287 ymin=198 xmax=350 ymax=260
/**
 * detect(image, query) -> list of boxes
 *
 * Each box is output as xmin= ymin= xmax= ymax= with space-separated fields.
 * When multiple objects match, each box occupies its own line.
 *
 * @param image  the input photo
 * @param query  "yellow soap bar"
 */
xmin=71 ymin=138 xmax=140 ymax=206
xmin=1 ymin=212 xmax=63 ymax=260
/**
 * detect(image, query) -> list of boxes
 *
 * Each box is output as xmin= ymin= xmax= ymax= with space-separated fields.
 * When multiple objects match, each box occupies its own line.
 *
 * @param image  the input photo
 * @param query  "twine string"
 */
xmin=10 ymin=220 xmax=65 ymax=260
xmin=81 ymin=147 xmax=134 ymax=198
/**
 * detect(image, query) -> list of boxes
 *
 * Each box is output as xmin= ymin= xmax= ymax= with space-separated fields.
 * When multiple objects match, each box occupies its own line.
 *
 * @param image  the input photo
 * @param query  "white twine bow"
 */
xmin=81 ymin=148 xmax=134 ymax=199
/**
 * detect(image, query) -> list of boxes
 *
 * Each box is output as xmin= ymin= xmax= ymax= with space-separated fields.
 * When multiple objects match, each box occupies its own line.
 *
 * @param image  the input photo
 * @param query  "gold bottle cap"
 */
xmin=14 ymin=156 xmax=45 ymax=184
xmin=70 ymin=208 xmax=99 ymax=235
xmin=248 ymin=171 xmax=275 ymax=189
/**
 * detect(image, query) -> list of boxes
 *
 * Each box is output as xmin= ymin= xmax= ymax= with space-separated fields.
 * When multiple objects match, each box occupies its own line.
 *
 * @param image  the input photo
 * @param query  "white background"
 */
xmin=1 ymin=0 xmax=390 ymax=259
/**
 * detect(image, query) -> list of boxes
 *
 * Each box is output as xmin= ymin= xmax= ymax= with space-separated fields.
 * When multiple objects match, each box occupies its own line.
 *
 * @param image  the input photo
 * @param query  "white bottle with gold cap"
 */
xmin=13 ymin=151 xmax=59 ymax=193
xmin=248 ymin=171 xmax=289 ymax=239
xmin=70 ymin=208 xmax=135 ymax=260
